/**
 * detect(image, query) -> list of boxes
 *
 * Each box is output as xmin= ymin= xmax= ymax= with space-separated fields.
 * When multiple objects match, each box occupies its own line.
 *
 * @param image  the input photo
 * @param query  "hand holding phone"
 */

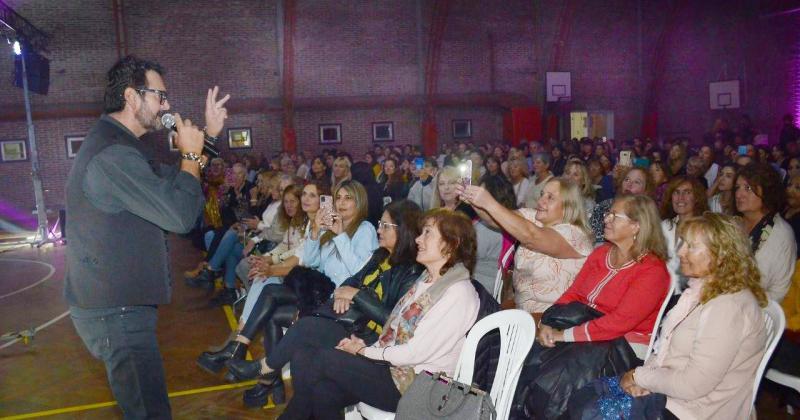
xmin=460 ymin=160 xmax=473 ymax=186
xmin=619 ymin=151 xmax=632 ymax=167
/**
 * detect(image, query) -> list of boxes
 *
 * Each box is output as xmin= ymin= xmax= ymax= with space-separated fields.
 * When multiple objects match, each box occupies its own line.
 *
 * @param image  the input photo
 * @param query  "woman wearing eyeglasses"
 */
xmin=538 ymin=194 xmax=670 ymax=358
xmin=513 ymin=195 xmax=670 ymax=418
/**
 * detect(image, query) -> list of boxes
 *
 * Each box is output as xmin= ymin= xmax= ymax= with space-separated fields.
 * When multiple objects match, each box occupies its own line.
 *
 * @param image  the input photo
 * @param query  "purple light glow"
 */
xmin=0 ymin=200 xmax=38 ymax=233
xmin=794 ymin=37 xmax=800 ymax=123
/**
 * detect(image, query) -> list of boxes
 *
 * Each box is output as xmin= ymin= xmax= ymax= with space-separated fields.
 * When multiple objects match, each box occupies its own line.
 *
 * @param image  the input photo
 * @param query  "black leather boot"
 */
xmin=185 ymin=267 xmax=219 ymax=290
xmin=210 ymin=287 xmax=239 ymax=306
xmin=242 ymin=372 xmax=285 ymax=408
xmin=196 ymin=341 xmax=247 ymax=374
xmin=226 ymin=358 xmax=264 ymax=382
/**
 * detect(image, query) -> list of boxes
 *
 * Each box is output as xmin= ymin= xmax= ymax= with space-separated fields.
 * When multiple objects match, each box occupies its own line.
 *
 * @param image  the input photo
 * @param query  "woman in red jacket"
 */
xmin=538 ymin=194 xmax=671 ymax=359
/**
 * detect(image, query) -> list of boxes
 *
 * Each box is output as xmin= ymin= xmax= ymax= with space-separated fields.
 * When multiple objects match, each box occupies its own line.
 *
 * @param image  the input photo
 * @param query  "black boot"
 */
xmin=185 ymin=267 xmax=219 ymax=290
xmin=210 ymin=287 xmax=239 ymax=306
xmin=242 ymin=372 xmax=285 ymax=408
xmin=226 ymin=358 xmax=265 ymax=382
xmin=196 ymin=341 xmax=247 ymax=374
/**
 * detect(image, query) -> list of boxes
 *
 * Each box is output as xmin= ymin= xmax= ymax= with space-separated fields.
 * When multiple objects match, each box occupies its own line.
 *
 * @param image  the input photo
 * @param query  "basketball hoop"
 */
xmin=557 ymin=96 xmax=571 ymax=102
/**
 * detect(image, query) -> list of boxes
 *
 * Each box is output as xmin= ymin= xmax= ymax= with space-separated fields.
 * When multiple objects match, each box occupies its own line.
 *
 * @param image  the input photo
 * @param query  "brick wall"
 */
xmin=1 ymin=0 xmax=799 ymax=220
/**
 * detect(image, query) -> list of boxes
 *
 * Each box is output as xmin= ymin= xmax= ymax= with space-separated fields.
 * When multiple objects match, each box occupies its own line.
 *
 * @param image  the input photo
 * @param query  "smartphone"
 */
xmin=737 ymin=145 xmax=748 ymax=156
xmin=602 ymin=136 xmax=607 ymax=143
xmin=414 ymin=157 xmax=424 ymax=171
xmin=460 ymin=160 xmax=473 ymax=186
xmin=619 ymin=151 xmax=632 ymax=167
xmin=320 ymin=195 xmax=333 ymax=215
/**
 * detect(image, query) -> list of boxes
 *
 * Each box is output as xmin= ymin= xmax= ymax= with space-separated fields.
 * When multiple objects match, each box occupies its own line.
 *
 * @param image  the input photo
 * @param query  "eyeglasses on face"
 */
xmin=603 ymin=211 xmax=632 ymax=222
xmin=378 ymin=220 xmax=399 ymax=230
xmin=136 ymin=87 xmax=168 ymax=105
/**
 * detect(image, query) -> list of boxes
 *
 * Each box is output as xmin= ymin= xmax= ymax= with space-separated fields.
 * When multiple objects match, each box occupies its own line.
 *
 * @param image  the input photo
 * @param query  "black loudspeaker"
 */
xmin=59 ymin=209 xmax=66 ymax=239
xmin=14 ymin=50 xmax=50 ymax=95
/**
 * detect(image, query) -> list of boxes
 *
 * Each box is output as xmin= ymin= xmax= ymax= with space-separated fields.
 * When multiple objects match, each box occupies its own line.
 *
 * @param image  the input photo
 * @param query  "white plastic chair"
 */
xmin=764 ymin=370 xmax=800 ymax=415
xmin=492 ymin=244 xmax=516 ymax=302
xmin=751 ymin=300 xmax=786 ymax=414
xmin=357 ymin=309 xmax=536 ymax=420
xmin=643 ymin=281 xmax=676 ymax=362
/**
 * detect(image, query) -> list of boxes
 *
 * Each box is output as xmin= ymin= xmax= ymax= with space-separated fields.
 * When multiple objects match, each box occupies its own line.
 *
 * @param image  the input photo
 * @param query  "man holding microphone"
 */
xmin=64 ymin=55 xmax=229 ymax=419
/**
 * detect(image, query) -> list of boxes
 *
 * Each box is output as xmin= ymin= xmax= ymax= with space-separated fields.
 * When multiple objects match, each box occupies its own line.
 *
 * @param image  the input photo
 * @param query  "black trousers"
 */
xmin=280 ymin=346 xmax=401 ymax=420
xmin=239 ymin=284 xmax=298 ymax=357
xmin=265 ymin=316 xmax=349 ymax=370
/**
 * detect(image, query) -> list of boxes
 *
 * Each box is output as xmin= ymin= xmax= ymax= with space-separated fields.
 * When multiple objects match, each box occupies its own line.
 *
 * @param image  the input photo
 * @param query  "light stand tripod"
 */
xmin=16 ymin=42 xmax=57 ymax=248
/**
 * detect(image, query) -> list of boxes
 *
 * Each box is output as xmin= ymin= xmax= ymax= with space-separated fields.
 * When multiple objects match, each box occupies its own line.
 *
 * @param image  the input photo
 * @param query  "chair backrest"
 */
xmin=752 ymin=299 xmax=786 ymax=409
xmin=453 ymin=309 xmax=535 ymax=420
xmin=492 ymin=244 xmax=516 ymax=301
xmin=643 ymin=281 xmax=676 ymax=362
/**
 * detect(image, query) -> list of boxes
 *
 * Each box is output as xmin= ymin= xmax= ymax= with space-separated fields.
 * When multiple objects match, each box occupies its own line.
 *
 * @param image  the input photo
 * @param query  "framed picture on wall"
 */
xmin=319 ymin=124 xmax=342 ymax=144
xmin=167 ymin=131 xmax=179 ymax=152
xmin=227 ymin=127 xmax=252 ymax=149
xmin=452 ymin=119 xmax=472 ymax=138
xmin=65 ymin=135 xmax=85 ymax=158
xmin=372 ymin=122 xmax=394 ymax=142
xmin=0 ymin=140 xmax=27 ymax=162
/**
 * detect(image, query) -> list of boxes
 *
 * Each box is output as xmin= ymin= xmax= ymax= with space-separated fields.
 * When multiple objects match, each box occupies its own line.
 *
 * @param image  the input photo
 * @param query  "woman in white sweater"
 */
xmin=279 ymin=208 xmax=480 ymax=418
xmin=735 ymin=163 xmax=796 ymax=302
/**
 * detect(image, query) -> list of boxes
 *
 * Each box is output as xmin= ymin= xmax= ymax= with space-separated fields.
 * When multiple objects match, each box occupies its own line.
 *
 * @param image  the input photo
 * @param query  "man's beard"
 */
xmin=135 ymin=101 xmax=162 ymax=133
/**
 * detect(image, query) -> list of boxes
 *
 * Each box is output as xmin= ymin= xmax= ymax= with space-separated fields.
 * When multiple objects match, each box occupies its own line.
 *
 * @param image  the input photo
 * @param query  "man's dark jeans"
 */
xmin=70 ymin=305 xmax=171 ymax=419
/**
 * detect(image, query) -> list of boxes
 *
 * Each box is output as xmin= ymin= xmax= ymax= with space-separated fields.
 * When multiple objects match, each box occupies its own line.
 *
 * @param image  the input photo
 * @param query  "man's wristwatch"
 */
xmin=181 ymin=152 xmax=206 ymax=170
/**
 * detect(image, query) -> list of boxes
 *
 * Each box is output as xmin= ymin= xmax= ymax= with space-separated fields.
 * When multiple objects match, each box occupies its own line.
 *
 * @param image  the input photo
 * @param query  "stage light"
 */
xmin=12 ymin=40 xmax=21 ymax=55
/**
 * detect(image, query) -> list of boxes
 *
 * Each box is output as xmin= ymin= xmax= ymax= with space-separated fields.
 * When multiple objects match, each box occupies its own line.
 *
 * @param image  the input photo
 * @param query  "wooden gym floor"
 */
xmin=0 ymin=234 xmax=795 ymax=419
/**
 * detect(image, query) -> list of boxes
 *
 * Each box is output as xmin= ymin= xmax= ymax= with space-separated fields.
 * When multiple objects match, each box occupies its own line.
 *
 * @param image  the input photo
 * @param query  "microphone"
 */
xmin=161 ymin=113 xmax=220 ymax=158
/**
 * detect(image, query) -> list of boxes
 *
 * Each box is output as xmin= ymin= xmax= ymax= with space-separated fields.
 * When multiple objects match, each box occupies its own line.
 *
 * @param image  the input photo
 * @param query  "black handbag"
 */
xmin=395 ymin=371 xmax=496 ymax=420
xmin=311 ymin=279 xmax=381 ymax=333
xmin=311 ymin=290 xmax=379 ymax=333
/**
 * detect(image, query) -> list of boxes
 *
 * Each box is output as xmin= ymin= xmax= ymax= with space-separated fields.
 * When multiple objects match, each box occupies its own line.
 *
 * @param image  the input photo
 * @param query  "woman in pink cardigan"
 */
xmin=621 ymin=213 xmax=768 ymax=419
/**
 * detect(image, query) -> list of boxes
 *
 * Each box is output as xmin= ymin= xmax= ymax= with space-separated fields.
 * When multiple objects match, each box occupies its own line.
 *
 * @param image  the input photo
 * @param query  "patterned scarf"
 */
xmin=749 ymin=212 xmax=776 ymax=254
xmin=376 ymin=263 xmax=470 ymax=393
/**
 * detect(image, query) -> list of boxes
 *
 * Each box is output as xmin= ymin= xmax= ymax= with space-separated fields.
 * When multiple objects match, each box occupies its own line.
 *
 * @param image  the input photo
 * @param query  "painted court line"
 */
xmin=0 ymin=381 xmax=259 ymax=419
xmin=0 ymin=258 xmax=56 ymax=299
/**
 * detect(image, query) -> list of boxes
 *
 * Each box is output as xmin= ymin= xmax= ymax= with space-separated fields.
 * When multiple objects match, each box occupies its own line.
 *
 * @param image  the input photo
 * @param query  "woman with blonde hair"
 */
xmin=707 ymin=163 xmax=736 ymax=215
xmin=512 ymin=194 xmax=670 ymax=418
xmin=331 ymin=156 xmax=352 ymax=190
xmin=431 ymin=166 xmax=477 ymax=218
xmin=612 ymin=213 xmax=768 ymax=420
xmin=564 ymin=160 xmax=596 ymax=219
xmin=460 ymin=177 xmax=594 ymax=313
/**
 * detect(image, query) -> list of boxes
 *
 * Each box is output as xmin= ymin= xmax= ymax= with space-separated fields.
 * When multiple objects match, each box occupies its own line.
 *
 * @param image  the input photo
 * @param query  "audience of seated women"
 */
xmin=195 ymin=183 xmax=310 ymax=374
xmin=276 ymin=208 xmax=480 ymax=419
xmin=226 ymin=200 xmax=424 ymax=407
